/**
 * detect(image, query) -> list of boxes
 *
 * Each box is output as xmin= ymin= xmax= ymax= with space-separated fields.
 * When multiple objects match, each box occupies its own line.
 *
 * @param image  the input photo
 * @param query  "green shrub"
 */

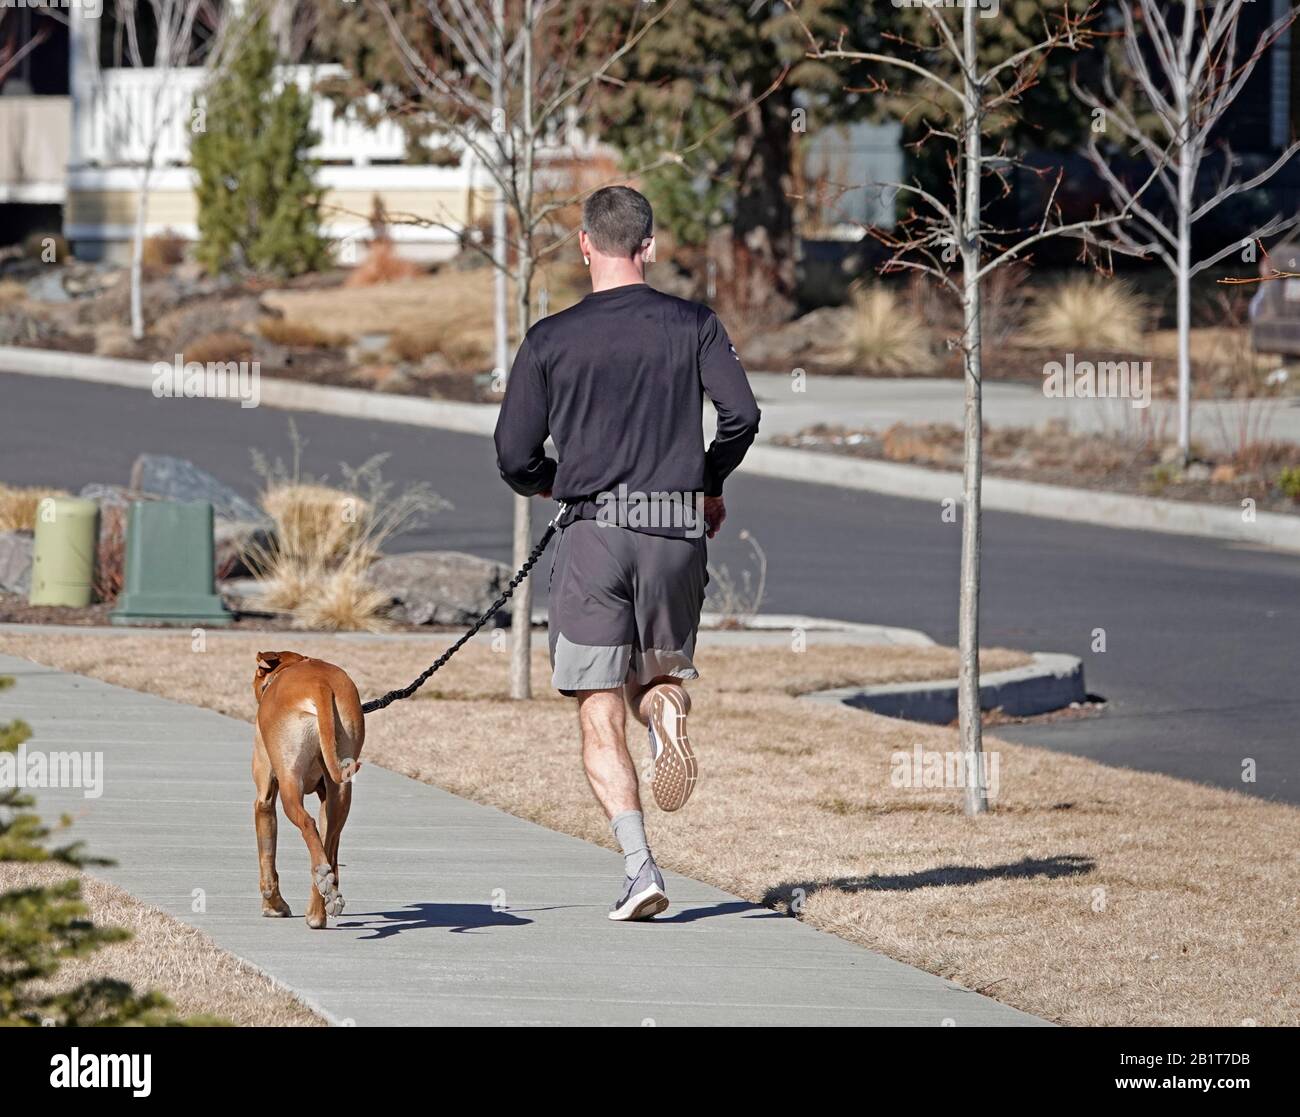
xmin=191 ymin=16 xmax=329 ymax=277
xmin=1278 ymin=465 xmax=1300 ymax=502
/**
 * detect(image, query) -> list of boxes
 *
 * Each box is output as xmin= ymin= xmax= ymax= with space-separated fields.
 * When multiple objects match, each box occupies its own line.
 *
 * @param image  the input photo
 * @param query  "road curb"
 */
xmin=803 ymin=652 xmax=1087 ymax=724
xmin=740 ymin=445 xmax=1300 ymax=554
xmin=0 ymin=612 xmax=937 ymax=647
xmin=5 ymin=345 xmax=1298 ymax=552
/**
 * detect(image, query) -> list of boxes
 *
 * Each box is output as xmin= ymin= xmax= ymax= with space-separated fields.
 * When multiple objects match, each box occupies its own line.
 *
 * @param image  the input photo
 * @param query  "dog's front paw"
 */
xmin=261 ymin=891 xmax=292 ymax=918
xmin=313 ymin=864 xmax=345 ymax=918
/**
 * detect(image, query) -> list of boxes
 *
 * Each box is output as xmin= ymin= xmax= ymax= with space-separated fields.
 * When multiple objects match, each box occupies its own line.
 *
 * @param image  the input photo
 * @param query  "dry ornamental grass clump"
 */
xmin=846 ymin=284 xmax=935 ymax=375
xmin=241 ymin=424 xmax=446 ymax=630
xmin=1022 ymin=276 xmax=1147 ymax=351
xmin=0 ymin=485 xmax=71 ymax=532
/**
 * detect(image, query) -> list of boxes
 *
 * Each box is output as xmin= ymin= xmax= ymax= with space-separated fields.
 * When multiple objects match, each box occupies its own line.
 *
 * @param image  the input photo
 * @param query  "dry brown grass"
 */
xmin=262 ymin=267 xmax=584 ymax=372
xmin=247 ymin=484 xmax=388 ymax=631
xmin=184 ymin=331 xmax=254 ymax=365
xmin=140 ymin=230 xmax=187 ymax=274
xmin=846 ymin=285 xmax=935 ymax=374
xmin=263 ymin=483 xmax=370 ymax=567
xmin=1022 ymin=276 xmax=1148 ymax=350
xmin=386 ymin=323 xmax=489 ymax=368
xmin=2 ymin=629 xmax=1295 ymax=1027
xmin=0 ymin=861 xmax=323 ymax=1026
xmin=344 ymin=239 xmax=424 ymax=287
xmin=0 ymin=485 xmax=72 ymax=532
xmin=258 ymin=317 xmax=350 ymax=349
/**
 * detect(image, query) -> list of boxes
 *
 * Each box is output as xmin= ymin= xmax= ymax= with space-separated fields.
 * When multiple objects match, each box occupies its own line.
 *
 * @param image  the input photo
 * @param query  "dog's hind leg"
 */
xmin=279 ymin=773 xmax=336 ymax=929
xmin=253 ymin=734 xmax=291 ymax=917
xmin=321 ymin=781 xmax=352 ymax=914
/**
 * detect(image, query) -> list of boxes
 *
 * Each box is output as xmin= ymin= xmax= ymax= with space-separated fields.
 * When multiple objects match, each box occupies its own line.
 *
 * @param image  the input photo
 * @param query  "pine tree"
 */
xmin=597 ymin=0 xmax=854 ymax=323
xmin=0 ymin=676 xmax=204 ymax=1025
xmin=191 ymin=16 xmax=329 ymax=277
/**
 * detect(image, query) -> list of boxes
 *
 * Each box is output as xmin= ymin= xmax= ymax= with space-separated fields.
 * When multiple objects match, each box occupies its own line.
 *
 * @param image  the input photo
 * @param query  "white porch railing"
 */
xmin=79 ymin=64 xmax=412 ymax=168
xmin=77 ymin=63 xmax=599 ymax=169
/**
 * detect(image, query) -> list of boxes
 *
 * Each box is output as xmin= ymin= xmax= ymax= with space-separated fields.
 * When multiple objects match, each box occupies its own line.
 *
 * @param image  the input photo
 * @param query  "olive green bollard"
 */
xmin=29 ymin=496 xmax=99 ymax=607
xmin=111 ymin=500 xmax=232 ymax=626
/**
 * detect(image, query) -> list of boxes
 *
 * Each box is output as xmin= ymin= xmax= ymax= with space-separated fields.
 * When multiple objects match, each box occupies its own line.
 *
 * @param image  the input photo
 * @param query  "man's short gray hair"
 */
xmin=581 ymin=186 xmax=653 ymax=258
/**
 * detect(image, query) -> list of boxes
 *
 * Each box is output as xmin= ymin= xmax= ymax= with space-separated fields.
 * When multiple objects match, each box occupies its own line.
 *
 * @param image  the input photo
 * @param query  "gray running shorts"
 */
xmin=547 ymin=519 xmax=708 ymax=696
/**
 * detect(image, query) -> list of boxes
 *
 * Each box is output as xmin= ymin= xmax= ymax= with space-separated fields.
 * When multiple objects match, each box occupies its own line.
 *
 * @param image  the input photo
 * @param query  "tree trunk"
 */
xmin=730 ymin=88 xmax=797 ymax=323
xmin=1175 ymin=140 xmax=1193 ymax=463
xmin=509 ymin=255 xmax=534 ymax=700
xmin=958 ymin=4 xmax=988 ymax=817
xmin=130 ymin=167 xmax=150 ymax=342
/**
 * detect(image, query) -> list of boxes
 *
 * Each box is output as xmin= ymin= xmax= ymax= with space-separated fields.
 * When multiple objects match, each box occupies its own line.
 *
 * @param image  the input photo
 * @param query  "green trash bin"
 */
xmin=29 ymin=496 xmax=99 ymax=607
xmin=111 ymin=500 xmax=232 ymax=626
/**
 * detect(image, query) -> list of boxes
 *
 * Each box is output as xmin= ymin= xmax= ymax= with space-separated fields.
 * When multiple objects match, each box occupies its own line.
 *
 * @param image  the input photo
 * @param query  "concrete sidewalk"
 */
xmin=0 ymin=651 xmax=1043 ymax=1027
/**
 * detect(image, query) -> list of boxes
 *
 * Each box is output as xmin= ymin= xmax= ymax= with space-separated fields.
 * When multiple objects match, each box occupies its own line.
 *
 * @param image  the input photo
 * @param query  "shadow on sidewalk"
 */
xmin=654 ymin=900 xmax=786 ymax=924
xmin=762 ymin=853 xmax=1096 ymax=907
xmin=338 ymin=902 xmax=553 ymax=939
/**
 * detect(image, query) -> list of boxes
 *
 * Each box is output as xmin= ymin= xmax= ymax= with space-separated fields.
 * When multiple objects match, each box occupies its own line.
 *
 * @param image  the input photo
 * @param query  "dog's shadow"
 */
xmin=337 ymin=902 xmax=556 ymax=939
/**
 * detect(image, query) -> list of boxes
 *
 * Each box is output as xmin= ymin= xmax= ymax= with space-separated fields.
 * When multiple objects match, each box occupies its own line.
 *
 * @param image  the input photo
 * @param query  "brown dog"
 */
xmin=252 ymin=651 xmax=365 ymax=929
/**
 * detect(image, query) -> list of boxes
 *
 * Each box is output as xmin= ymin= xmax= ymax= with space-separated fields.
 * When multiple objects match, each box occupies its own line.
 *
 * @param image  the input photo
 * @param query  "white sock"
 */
xmin=611 ymin=809 xmax=651 ymax=878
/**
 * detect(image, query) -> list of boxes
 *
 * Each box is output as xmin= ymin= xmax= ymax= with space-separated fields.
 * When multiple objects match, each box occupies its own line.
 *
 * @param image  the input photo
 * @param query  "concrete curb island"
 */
xmin=4 ymin=345 xmax=1298 ymax=553
xmin=805 ymin=652 xmax=1087 ymax=724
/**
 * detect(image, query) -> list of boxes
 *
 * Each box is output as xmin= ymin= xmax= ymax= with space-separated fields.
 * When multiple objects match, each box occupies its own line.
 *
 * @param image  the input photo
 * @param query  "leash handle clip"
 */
xmin=548 ymin=500 xmax=568 ymax=529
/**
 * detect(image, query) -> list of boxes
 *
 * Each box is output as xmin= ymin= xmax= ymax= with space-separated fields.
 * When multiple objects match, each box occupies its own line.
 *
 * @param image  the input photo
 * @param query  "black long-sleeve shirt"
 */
xmin=494 ymin=283 xmax=761 ymax=533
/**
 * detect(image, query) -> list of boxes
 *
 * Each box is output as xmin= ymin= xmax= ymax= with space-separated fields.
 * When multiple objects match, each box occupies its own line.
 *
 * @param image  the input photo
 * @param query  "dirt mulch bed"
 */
xmin=2 ymin=629 xmax=1295 ymax=1027
xmin=777 ymin=420 xmax=1300 ymax=516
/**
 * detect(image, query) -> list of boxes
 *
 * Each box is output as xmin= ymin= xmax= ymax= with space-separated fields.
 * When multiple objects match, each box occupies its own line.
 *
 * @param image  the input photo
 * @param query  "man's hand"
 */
xmin=703 ymin=495 xmax=726 ymax=539
xmin=539 ymin=490 xmax=552 ymax=499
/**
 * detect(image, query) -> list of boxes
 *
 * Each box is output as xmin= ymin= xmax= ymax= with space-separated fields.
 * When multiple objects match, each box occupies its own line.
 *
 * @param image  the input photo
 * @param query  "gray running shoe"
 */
xmin=608 ymin=857 xmax=669 ymax=922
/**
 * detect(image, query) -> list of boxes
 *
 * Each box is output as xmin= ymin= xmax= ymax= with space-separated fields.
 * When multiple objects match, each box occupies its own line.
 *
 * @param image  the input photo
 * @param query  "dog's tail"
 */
xmin=314 ymin=684 xmax=346 ymax=784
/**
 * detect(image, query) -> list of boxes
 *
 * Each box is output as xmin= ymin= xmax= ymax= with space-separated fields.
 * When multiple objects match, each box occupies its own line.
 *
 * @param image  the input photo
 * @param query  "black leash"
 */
xmin=361 ymin=503 xmax=567 ymax=715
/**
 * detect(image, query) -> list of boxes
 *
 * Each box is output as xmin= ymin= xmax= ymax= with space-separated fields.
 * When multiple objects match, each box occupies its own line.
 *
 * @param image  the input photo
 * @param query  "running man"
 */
xmin=494 ymin=185 xmax=761 ymax=921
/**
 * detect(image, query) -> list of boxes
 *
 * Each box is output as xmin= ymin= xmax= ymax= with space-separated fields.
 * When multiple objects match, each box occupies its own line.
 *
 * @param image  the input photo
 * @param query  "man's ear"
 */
xmin=256 ymin=652 xmax=281 ymax=674
xmin=641 ymin=235 xmax=656 ymax=264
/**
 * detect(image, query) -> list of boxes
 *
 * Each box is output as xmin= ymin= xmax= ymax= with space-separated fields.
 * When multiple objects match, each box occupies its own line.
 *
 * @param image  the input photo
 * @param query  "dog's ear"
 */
xmin=256 ymin=651 xmax=281 ymax=674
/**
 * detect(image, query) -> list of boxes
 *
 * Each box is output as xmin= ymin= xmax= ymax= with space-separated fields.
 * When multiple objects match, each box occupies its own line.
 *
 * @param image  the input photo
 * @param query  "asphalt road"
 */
xmin=2 ymin=372 xmax=1296 ymax=804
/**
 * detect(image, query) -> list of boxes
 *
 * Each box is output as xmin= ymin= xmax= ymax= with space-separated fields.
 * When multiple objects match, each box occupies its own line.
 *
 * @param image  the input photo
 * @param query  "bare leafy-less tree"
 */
xmin=371 ymin=0 xmax=679 ymax=698
xmin=1076 ymin=0 xmax=1300 ymax=461
xmin=802 ymin=3 xmax=1148 ymax=815
xmin=114 ymin=0 xmax=227 ymax=340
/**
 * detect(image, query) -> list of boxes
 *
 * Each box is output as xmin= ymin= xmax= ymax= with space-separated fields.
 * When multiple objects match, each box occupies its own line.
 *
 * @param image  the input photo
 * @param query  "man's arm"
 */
xmin=494 ymin=334 xmax=558 ymax=497
xmin=699 ymin=308 xmax=761 ymax=499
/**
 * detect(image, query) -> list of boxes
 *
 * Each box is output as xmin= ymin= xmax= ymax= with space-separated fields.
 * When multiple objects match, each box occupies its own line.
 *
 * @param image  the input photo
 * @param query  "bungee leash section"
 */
xmin=360 ymin=503 xmax=567 ymax=715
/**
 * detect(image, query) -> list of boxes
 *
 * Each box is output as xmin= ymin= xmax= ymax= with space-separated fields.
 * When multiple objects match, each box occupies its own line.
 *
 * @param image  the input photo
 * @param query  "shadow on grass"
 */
xmin=762 ymin=854 xmax=1096 ymax=908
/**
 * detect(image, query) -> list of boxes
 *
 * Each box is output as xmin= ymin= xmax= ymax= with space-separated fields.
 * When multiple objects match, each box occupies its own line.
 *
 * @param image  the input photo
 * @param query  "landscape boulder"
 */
xmin=0 ymin=531 xmax=33 ymax=595
xmin=365 ymin=551 xmax=511 ymax=626
xmin=129 ymin=454 xmax=265 ymax=525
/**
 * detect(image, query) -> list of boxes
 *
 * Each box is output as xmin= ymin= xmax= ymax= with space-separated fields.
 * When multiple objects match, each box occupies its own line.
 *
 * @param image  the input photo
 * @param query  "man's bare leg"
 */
xmin=625 ymin=676 xmax=696 ymax=812
xmin=578 ymin=688 xmax=640 ymax=818
xmin=577 ymin=688 xmax=668 ymax=921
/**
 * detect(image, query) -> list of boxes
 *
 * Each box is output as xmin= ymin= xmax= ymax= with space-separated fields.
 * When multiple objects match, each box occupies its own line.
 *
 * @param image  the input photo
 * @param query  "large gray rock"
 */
xmin=129 ymin=454 xmax=265 ymax=525
xmin=0 ymin=531 xmax=33 ymax=595
xmin=365 ymin=551 xmax=510 ymax=626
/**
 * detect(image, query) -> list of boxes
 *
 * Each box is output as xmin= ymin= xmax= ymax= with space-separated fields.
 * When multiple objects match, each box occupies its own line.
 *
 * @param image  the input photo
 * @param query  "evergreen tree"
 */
xmin=0 ymin=676 xmax=205 ymax=1026
xmin=191 ymin=16 xmax=329 ymax=277
xmin=597 ymin=0 xmax=855 ymax=322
